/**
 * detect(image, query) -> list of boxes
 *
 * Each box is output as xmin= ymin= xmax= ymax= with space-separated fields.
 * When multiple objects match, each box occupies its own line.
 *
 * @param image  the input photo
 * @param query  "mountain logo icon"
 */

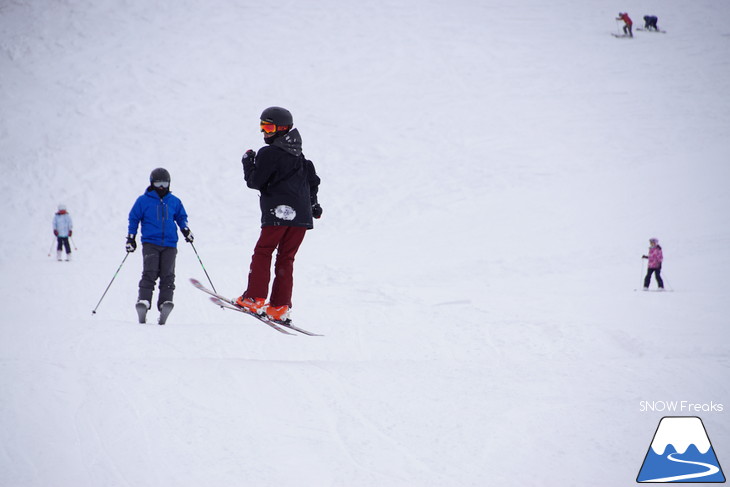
xmin=637 ymin=416 xmax=726 ymax=483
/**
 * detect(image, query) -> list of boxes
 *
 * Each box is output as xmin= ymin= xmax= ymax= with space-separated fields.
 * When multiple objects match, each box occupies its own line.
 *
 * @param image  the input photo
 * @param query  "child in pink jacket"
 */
xmin=642 ymin=238 xmax=664 ymax=290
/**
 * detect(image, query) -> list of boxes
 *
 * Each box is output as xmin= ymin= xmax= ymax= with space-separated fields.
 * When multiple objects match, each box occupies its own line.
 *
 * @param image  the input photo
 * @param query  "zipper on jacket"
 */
xmin=158 ymin=198 xmax=169 ymax=246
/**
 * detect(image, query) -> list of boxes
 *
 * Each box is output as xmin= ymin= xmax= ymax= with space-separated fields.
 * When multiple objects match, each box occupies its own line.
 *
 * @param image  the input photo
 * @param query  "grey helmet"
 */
xmin=149 ymin=167 xmax=171 ymax=184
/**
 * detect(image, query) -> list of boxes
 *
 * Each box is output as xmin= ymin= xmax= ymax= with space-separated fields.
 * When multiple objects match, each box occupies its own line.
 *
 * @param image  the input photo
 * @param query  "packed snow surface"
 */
xmin=1 ymin=0 xmax=729 ymax=485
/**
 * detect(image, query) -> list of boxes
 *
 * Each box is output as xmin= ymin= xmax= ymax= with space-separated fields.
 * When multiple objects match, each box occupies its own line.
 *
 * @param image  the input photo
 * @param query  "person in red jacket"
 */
xmin=616 ymin=12 xmax=633 ymax=37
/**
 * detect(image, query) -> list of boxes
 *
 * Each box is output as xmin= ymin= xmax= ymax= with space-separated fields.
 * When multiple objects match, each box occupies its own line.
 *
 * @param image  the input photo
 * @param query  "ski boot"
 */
xmin=158 ymin=301 xmax=174 ymax=325
xmin=266 ymin=304 xmax=291 ymax=324
xmin=136 ymin=300 xmax=150 ymax=323
xmin=235 ymin=296 xmax=266 ymax=315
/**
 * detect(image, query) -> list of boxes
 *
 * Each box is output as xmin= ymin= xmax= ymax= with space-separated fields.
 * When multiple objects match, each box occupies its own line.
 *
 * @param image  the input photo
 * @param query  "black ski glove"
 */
xmin=242 ymin=150 xmax=256 ymax=180
xmin=241 ymin=149 xmax=256 ymax=167
xmin=181 ymin=227 xmax=194 ymax=243
xmin=126 ymin=234 xmax=137 ymax=253
xmin=312 ymin=203 xmax=323 ymax=219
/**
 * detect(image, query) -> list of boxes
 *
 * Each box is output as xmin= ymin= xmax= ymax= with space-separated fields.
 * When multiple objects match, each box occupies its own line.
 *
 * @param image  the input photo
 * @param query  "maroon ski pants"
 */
xmin=244 ymin=226 xmax=307 ymax=307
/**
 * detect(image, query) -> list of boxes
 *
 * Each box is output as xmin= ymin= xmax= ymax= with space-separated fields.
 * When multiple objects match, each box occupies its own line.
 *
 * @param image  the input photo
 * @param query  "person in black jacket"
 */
xmin=643 ymin=15 xmax=659 ymax=31
xmin=237 ymin=107 xmax=322 ymax=323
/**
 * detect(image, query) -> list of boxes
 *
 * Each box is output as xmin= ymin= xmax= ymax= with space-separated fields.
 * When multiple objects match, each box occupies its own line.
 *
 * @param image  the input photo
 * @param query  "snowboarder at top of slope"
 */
xmin=642 ymin=238 xmax=664 ymax=290
xmin=127 ymin=167 xmax=193 ymax=322
xmin=616 ymin=12 xmax=633 ymax=37
xmin=236 ymin=106 xmax=322 ymax=323
xmin=53 ymin=203 xmax=73 ymax=261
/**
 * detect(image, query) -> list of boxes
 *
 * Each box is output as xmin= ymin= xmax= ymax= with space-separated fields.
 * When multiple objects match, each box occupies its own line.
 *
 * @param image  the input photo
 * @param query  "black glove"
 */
xmin=642 ymin=255 xmax=648 ymax=259
xmin=241 ymin=149 xmax=256 ymax=166
xmin=242 ymin=150 xmax=256 ymax=180
xmin=126 ymin=234 xmax=137 ymax=253
xmin=181 ymin=227 xmax=194 ymax=243
xmin=312 ymin=203 xmax=323 ymax=219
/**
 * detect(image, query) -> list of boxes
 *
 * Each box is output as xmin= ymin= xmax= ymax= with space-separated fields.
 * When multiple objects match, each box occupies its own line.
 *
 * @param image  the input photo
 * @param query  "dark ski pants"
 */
xmin=138 ymin=243 xmax=177 ymax=310
xmin=644 ymin=267 xmax=664 ymax=289
xmin=56 ymin=237 xmax=71 ymax=254
xmin=243 ymin=226 xmax=307 ymax=308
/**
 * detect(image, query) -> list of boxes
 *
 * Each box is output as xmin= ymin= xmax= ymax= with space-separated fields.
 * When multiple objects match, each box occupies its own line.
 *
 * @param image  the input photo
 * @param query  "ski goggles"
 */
xmin=152 ymin=181 xmax=170 ymax=188
xmin=260 ymin=121 xmax=278 ymax=134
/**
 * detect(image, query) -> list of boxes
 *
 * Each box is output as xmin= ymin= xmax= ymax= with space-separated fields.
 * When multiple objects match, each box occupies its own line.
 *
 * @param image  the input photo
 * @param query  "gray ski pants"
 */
xmin=138 ymin=243 xmax=177 ymax=310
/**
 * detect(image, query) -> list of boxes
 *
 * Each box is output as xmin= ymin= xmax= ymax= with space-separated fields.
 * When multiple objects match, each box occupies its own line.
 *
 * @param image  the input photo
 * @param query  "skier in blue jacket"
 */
xmin=127 ymin=168 xmax=193 ymax=324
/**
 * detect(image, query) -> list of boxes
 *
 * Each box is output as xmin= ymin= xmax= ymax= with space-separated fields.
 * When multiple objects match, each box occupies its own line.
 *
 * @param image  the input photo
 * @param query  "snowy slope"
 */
xmin=1 ymin=0 xmax=729 ymax=485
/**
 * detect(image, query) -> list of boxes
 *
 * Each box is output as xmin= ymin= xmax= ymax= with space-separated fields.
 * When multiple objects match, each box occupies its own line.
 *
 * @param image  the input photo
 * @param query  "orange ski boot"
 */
xmin=235 ymin=296 xmax=266 ymax=315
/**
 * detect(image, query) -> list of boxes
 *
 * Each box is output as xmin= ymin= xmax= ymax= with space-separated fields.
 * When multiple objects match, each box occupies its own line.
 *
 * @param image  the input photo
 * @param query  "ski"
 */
xmin=208 ymin=297 xmax=295 ymax=335
xmin=209 ymin=297 xmax=323 ymax=336
xmin=190 ymin=278 xmax=321 ymax=335
xmin=277 ymin=321 xmax=323 ymax=337
xmin=190 ymin=277 xmax=292 ymax=334
xmin=611 ymin=33 xmax=633 ymax=38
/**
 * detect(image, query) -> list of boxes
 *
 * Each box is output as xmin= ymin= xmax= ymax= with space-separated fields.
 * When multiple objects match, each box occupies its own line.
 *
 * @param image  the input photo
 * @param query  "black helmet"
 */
xmin=150 ymin=167 xmax=171 ymax=183
xmin=260 ymin=106 xmax=293 ymax=126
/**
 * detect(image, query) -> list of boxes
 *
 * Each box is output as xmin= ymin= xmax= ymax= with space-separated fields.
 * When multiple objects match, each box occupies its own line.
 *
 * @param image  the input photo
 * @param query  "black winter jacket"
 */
xmin=243 ymin=128 xmax=320 ymax=229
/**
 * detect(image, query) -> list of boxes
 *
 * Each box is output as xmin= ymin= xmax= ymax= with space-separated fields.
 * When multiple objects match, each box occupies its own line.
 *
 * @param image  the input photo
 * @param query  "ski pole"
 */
xmin=189 ymin=241 xmax=217 ymax=293
xmin=48 ymin=238 xmax=56 ymax=257
xmin=640 ymin=257 xmax=647 ymax=289
xmin=660 ymin=269 xmax=673 ymax=291
xmin=70 ymin=236 xmax=78 ymax=251
xmin=92 ymin=253 xmax=130 ymax=315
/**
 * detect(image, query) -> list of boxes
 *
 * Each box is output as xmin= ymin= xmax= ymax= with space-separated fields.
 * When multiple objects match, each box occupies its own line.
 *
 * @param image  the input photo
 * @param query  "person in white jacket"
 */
xmin=53 ymin=204 xmax=73 ymax=261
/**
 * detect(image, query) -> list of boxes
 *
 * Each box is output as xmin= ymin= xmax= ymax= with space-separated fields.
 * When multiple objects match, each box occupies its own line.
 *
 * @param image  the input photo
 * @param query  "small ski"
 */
xmin=277 ymin=321 xmax=323 ymax=337
xmin=210 ymin=297 xmax=323 ymax=336
xmin=190 ymin=278 xmax=321 ymax=335
xmin=611 ymin=33 xmax=633 ymax=38
xmin=209 ymin=297 xmax=295 ymax=335
xmin=158 ymin=301 xmax=174 ymax=325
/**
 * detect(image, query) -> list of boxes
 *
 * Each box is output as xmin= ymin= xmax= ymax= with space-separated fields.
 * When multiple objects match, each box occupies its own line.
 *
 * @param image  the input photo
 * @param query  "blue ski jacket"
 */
xmin=128 ymin=189 xmax=188 ymax=248
xmin=53 ymin=212 xmax=73 ymax=237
